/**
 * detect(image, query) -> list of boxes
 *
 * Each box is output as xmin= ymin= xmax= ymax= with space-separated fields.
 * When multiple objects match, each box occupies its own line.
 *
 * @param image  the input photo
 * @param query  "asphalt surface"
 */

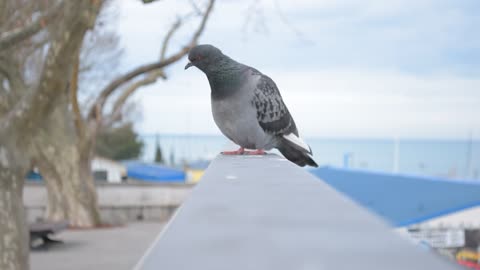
xmin=30 ymin=222 xmax=164 ymax=270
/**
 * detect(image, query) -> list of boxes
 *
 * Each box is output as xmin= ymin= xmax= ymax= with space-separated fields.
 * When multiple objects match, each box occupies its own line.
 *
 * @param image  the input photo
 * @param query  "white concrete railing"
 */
xmin=24 ymin=182 xmax=193 ymax=224
xmin=135 ymin=154 xmax=459 ymax=270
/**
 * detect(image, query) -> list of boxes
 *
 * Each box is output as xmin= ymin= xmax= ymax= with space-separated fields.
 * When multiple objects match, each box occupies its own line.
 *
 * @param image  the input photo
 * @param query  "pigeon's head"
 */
xmin=185 ymin=44 xmax=223 ymax=73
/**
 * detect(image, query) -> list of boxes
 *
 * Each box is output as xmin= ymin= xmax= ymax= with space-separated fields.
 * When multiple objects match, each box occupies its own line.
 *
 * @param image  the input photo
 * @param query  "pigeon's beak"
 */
xmin=184 ymin=62 xmax=193 ymax=70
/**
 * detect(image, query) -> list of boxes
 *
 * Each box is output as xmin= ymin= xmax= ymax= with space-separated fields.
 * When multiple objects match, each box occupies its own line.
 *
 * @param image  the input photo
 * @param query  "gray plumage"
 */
xmin=185 ymin=44 xmax=318 ymax=167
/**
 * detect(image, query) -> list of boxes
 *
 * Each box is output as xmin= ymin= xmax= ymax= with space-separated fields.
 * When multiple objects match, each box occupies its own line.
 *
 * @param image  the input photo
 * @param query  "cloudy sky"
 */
xmin=114 ymin=0 xmax=480 ymax=139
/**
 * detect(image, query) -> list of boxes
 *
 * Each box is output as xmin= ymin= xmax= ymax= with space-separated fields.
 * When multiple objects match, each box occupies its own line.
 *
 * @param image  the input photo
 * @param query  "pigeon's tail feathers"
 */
xmin=278 ymin=133 xmax=318 ymax=167
xmin=282 ymin=133 xmax=312 ymax=154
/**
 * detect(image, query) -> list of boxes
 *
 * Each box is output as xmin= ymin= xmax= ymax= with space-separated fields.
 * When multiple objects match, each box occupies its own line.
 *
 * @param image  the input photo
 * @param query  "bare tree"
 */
xmin=32 ymin=0 xmax=215 ymax=227
xmin=0 ymin=1 xmax=103 ymax=269
xmin=31 ymin=4 xmax=123 ymax=227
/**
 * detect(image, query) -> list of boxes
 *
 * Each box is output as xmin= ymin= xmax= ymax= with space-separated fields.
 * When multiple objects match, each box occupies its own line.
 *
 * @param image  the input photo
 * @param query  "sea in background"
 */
xmin=140 ymin=134 xmax=480 ymax=180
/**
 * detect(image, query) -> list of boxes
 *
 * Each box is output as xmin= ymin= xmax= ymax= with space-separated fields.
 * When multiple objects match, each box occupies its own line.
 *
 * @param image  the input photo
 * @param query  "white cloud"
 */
xmin=135 ymin=67 xmax=480 ymax=138
xmin=114 ymin=0 xmax=480 ymax=139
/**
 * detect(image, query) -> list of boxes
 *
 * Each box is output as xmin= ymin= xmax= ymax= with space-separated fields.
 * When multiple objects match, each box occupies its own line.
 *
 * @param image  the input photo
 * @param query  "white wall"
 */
xmin=415 ymin=206 xmax=480 ymax=229
xmin=91 ymin=158 xmax=126 ymax=183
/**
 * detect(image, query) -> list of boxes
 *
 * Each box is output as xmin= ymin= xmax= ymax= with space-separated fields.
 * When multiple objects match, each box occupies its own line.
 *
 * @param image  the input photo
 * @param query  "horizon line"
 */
xmin=138 ymin=133 xmax=480 ymax=141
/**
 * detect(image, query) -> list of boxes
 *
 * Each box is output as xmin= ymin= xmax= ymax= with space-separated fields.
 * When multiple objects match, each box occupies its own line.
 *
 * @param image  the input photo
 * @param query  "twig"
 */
xmin=273 ymin=0 xmax=313 ymax=45
xmin=0 ymin=1 xmax=64 ymax=51
xmin=188 ymin=0 xmax=202 ymax=15
xmin=160 ymin=18 xmax=182 ymax=63
xmin=103 ymin=72 xmax=165 ymax=127
xmin=1 ymin=0 xmax=103 ymax=132
xmin=87 ymin=0 xmax=215 ymax=121
xmin=104 ymin=14 xmax=185 ymax=126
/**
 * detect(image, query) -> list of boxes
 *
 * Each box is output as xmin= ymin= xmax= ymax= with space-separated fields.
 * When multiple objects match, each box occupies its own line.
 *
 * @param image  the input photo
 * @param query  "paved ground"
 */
xmin=31 ymin=222 xmax=165 ymax=270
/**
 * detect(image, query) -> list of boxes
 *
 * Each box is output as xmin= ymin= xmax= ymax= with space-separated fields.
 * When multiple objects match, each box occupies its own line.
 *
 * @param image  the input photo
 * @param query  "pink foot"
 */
xmin=221 ymin=147 xmax=245 ymax=155
xmin=244 ymin=149 xmax=266 ymax=155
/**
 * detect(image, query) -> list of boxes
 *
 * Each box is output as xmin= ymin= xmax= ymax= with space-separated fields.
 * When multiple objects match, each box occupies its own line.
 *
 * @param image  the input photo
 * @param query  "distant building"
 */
xmin=311 ymin=166 xmax=480 ymax=266
xmin=26 ymin=157 xmax=127 ymax=183
xmin=91 ymin=157 xmax=127 ymax=183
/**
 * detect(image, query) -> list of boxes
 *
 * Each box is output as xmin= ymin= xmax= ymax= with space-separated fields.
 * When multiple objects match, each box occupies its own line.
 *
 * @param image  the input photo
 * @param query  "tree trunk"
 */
xmin=0 ymin=139 xmax=29 ymax=270
xmin=64 ymin=145 xmax=101 ymax=227
xmin=36 ymin=144 xmax=101 ymax=227
xmin=33 ymin=99 xmax=101 ymax=227
xmin=0 ymin=1 xmax=103 ymax=268
xmin=44 ymin=175 xmax=67 ymax=222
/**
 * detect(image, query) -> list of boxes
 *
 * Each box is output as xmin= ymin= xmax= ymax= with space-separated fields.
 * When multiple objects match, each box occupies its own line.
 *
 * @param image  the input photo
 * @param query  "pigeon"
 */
xmin=185 ymin=44 xmax=318 ymax=167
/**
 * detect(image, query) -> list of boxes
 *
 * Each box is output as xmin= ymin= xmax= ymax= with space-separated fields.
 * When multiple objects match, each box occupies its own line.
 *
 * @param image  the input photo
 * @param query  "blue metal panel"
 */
xmin=125 ymin=162 xmax=185 ymax=182
xmin=310 ymin=166 xmax=480 ymax=227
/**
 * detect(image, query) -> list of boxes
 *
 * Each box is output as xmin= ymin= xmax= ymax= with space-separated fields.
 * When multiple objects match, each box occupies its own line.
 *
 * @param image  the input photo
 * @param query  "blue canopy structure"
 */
xmin=310 ymin=166 xmax=480 ymax=227
xmin=26 ymin=170 xmax=42 ymax=181
xmin=125 ymin=162 xmax=185 ymax=182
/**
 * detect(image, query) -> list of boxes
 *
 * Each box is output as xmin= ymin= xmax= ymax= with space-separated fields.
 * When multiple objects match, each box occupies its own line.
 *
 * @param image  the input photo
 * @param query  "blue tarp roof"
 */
xmin=125 ymin=162 xmax=185 ymax=182
xmin=26 ymin=171 xmax=42 ymax=181
xmin=310 ymin=166 xmax=480 ymax=227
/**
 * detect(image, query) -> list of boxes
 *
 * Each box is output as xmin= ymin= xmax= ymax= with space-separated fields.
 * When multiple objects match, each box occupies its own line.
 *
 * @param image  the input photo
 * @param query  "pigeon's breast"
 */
xmin=211 ymin=91 xmax=272 ymax=149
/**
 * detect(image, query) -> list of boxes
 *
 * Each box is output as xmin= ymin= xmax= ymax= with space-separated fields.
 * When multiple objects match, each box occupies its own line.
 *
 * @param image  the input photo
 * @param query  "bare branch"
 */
xmin=1 ymin=0 xmax=103 ymax=132
xmin=272 ymin=0 xmax=313 ymax=45
xmin=160 ymin=18 xmax=182 ymax=63
xmin=88 ymin=0 xmax=215 ymax=121
xmin=141 ymin=0 xmax=163 ymax=4
xmin=21 ymin=33 xmax=51 ymax=60
xmin=0 ymin=1 xmax=64 ymax=51
xmin=188 ymin=0 xmax=202 ymax=15
xmin=104 ymin=13 xmax=182 ymax=125
xmin=103 ymin=71 xmax=166 ymax=127
xmin=0 ymin=55 xmax=26 ymax=106
xmin=103 ymin=6 xmax=185 ymax=127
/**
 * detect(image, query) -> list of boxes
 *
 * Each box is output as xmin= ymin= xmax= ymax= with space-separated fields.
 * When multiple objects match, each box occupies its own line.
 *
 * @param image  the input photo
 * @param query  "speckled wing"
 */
xmin=251 ymin=74 xmax=298 ymax=136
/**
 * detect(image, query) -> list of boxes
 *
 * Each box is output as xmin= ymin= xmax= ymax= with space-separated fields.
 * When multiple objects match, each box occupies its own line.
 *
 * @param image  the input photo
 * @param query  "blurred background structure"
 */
xmin=0 ymin=0 xmax=479 ymax=269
